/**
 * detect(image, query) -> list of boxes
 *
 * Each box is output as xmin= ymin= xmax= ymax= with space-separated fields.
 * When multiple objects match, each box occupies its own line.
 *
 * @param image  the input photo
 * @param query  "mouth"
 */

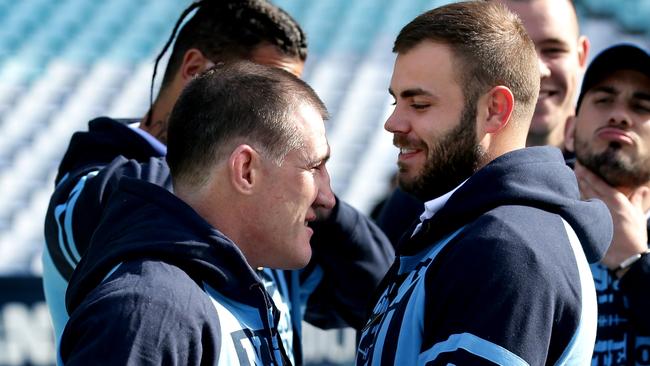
xmin=538 ymin=89 xmax=558 ymax=99
xmin=395 ymin=145 xmax=424 ymax=159
xmin=400 ymin=147 xmax=419 ymax=155
xmin=596 ymin=127 xmax=634 ymax=145
xmin=304 ymin=214 xmax=317 ymax=226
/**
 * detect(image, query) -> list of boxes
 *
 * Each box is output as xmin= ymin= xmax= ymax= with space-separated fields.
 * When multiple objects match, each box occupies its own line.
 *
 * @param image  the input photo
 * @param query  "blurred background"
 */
xmin=0 ymin=0 xmax=648 ymax=365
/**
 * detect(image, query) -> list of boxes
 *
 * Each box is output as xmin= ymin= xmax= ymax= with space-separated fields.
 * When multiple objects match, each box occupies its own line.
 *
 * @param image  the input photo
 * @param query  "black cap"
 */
xmin=576 ymin=43 xmax=650 ymax=110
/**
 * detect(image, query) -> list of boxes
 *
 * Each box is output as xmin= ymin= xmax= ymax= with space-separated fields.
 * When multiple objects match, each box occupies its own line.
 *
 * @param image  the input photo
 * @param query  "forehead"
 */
xmin=391 ymin=41 xmax=462 ymax=98
xmin=501 ymin=0 xmax=579 ymax=45
xmin=587 ymin=69 xmax=650 ymax=95
xmin=293 ymin=103 xmax=328 ymax=158
xmin=250 ymin=44 xmax=305 ymax=78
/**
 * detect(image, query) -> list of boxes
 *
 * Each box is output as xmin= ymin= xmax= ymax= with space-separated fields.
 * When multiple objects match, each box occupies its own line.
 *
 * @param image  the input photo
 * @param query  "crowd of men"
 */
xmin=39 ymin=0 xmax=649 ymax=365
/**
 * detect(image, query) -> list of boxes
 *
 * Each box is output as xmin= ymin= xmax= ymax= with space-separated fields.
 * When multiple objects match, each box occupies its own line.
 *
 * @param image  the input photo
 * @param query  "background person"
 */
xmin=564 ymin=43 xmax=650 ymax=366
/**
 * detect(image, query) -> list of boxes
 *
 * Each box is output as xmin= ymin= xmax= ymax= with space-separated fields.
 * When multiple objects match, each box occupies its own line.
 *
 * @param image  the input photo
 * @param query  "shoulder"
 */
xmin=425 ymin=206 xmax=580 ymax=305
xmin=61 ymin=259 xmax=221 ymax=364
xmin=73 ymin=259 xmax=220 ymax=330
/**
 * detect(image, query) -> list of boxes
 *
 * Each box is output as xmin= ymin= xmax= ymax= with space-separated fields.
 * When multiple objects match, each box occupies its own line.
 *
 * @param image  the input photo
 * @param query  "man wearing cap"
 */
xmin=565 ymin=43 xmax=650 ymax=365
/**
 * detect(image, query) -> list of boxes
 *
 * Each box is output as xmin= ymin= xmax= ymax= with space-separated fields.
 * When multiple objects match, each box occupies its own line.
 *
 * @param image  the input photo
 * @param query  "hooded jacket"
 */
xmin=357 ymin=147 xmax=613 ymax=366
xmin=44 ymin=117 xmax=394 ymax=364
xmin=60 ymin=177 xmax=292 ymax=365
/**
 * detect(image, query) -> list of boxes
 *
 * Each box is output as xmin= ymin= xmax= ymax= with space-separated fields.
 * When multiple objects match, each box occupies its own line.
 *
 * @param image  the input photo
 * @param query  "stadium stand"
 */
xmin=0 ymin=0 xmax=648 ymax=365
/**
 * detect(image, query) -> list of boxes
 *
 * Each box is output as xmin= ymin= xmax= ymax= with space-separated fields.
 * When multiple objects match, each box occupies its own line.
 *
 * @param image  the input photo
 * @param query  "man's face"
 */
xmin=385 ymin=41 xmax=484 ymax=201
xmin=502 ymin=0 xmax=587 ymax=146
xmin=572 ymin=70 xmax=650 ymax=188
xmin=251 ymin=43 xmax=305 ymax=77
xmin=255 ymin=103 xmax=335 ymax=269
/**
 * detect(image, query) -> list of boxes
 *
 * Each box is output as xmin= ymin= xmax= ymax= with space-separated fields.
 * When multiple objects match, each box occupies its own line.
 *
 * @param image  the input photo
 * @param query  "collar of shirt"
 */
xmin=129 ymin=122 xmax=167 ymax=155
xmin=411 ymin=180 xmax=467 ymax=237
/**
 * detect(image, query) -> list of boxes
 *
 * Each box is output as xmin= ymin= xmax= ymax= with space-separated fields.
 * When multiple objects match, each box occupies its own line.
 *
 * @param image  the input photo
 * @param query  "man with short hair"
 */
xmin=43 ymin=1 xmax=394 ymax=364
xmin=499 ymin=0 xmax=589 ymax=148
xmin=357 ymin=2 xmax=612 ymax=364
xmin=60 ymin=61 xmax=333 ymax=365
xmin=375 ymin=0 xmax=591 ymax=247
xmin=565 ymin=44 xmax=650 ymax=366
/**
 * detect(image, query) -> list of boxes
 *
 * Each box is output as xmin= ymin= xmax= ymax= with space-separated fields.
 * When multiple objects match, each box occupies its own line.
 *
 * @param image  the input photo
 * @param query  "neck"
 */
xmin=526 ymin=127 xmax=564 ymax=148
xmin=139 ymin=87 xmax=178 ymax=145
xmin=175 ymin=181 xmax=256 ymax=266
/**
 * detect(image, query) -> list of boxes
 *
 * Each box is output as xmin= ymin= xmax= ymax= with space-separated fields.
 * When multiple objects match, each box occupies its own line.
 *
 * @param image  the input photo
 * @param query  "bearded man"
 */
xmin=356 ymin=2 xmax=612 ymax=365
xmin=565 ymin=43 xmax=650 ymax=366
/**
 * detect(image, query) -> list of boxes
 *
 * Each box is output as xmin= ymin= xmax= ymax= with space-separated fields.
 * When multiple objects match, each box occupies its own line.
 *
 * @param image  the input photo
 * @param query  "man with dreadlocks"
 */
xmin=43 ymin=1 xmax=393 ymax=364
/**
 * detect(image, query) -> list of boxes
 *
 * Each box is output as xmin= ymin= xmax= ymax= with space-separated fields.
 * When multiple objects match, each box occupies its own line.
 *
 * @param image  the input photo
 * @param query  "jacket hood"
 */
xmin=56 ymin=117 xmax=163 ymax=184
xmin=409 ymin=146 xmax=612 ymax=263
xmin=65 ymin=177 xmax=263 ymax=314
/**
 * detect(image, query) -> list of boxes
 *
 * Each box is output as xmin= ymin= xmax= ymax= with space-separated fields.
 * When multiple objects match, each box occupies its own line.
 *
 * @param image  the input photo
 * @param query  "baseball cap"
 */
xmin=576 ymin=43 xmax=650 ymax=110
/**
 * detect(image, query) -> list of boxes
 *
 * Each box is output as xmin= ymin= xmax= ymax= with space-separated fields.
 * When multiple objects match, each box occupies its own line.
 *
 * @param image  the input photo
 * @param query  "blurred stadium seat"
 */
xmin=0 ymin=0 xmax=647 ymax=274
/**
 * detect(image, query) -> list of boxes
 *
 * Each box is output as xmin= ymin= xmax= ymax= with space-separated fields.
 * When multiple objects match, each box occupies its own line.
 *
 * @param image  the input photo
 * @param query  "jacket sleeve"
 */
xmin=619 ymin=253 xmax=650 ymax=332
xmin=59 ymin=264 xmax=220 ymax=365
xmin=44 ymin=156 xmax=172 ymax=281
xmin=303 ymin=197 xmax=395 ymax=330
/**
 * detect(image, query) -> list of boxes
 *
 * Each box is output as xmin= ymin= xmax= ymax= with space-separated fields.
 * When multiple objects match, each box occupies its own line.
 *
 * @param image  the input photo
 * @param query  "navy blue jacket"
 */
xmin=44 ymin=117 xmax=394 ymax=364
xmin=61 ymin=177 xmax=293 ymax=364
xmin=357 ymin=147 xmax=613 ymax=365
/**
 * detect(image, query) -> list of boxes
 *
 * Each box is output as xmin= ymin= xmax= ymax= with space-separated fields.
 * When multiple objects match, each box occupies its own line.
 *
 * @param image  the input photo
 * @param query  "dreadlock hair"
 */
xmin=145 ymin=0 xmax=307 ymax=127
xmin=157 ymin=0 xmax=306 ymax=88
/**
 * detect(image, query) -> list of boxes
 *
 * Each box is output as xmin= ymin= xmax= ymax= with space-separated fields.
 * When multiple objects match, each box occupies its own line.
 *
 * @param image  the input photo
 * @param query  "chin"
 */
xmin=287 ymin=242 xmax=312 ymax=269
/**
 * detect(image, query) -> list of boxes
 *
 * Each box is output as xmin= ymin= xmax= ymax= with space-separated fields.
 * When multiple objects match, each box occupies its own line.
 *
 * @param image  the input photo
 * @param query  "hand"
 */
xmin=575 ymin=162 xmax=650 ymax=271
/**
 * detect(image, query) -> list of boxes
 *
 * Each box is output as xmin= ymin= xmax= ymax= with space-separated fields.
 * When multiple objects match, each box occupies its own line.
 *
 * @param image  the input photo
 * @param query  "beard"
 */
xmin=574 ymin=135 xmax=650 ymax=188
xmin=397 ymin=104 xmax=486 ymax=201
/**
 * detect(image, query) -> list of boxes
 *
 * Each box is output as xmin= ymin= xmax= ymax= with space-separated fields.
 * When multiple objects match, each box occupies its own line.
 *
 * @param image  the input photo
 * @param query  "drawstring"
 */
xmin=250 ymin=283 xmax=292 ymax=365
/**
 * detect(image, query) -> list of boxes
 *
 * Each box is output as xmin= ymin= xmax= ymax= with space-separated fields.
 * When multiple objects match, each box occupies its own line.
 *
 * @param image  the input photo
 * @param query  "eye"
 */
xmin=309 ymin=162 xmax=324 ymax=172
xmin=593 ymin=97 xmax=613 ymax=105
xmin=411 ymin=103 xmax=429 ymax=110
xmin=633 ymin=103 xmax=650 ymax=114
xmin=541 ymin=46 xmax=568 ymax=58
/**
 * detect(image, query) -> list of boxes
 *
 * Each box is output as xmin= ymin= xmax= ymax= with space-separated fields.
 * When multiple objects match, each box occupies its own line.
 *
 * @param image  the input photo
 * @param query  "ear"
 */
xmin=180 ymin=48 xmax=215 ymax=83
xmin=482 ymin=86 xmax=514 ymax=134
xmin=564 ymin=115 xmax=576 ymax=152
xmin=228 ymin=145 xmax=261 ymax=195
xmin=577 ymin=35 xmax=590 ymax=70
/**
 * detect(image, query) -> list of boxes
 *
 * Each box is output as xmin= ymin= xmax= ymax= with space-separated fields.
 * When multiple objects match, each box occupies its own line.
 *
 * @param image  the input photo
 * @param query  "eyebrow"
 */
xmin=388 ymin=87 xmax=434 ymax=99
xmin=589 ymin=86 xmax=617 ymax=95
xmin=537 ymin=38 xmax=571 ymax=48
xmin=307 ymin=144 xmax=331 ymax=167
xmin=589 ymin=86 xmax=650 ymax=102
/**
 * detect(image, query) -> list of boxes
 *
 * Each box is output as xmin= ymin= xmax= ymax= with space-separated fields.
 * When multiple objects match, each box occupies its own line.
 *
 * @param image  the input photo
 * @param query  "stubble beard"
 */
xmin=398 ymin=104 xmax=485 ymax=201
xmin=575 ymin=137 xmax=650 ymax=188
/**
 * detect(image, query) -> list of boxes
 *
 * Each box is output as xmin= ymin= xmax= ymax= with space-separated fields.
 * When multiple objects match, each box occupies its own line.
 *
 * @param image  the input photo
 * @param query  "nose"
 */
xmin=607 ymin=102 xmax=632 ymax=128
xmin=315 ymin=166 xmax=336 ymax=210
xmin=384 ymin=108 xmax=408 ymax=134
xmin=538 ymin=56 xmax=551 ymax=79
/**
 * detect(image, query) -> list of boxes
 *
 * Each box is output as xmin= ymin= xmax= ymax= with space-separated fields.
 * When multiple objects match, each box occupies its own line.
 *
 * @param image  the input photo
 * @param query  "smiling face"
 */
xmin=501 ymin=0 xmax=587 ymax=147
xmin=572 ymin=69 xmax=650 ymax=188
xmin=253 ymin=102 xmax=335 ymax=269
xmin=385 ymin=41 xmax=484 ymax=201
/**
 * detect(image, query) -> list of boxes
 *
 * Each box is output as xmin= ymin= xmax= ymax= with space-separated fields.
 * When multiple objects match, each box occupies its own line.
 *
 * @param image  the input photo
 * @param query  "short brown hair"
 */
xmin=166 ymin=61 xmax=327 ymax=188
xmin=394 ymin=1 xmax=539 ymax=125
